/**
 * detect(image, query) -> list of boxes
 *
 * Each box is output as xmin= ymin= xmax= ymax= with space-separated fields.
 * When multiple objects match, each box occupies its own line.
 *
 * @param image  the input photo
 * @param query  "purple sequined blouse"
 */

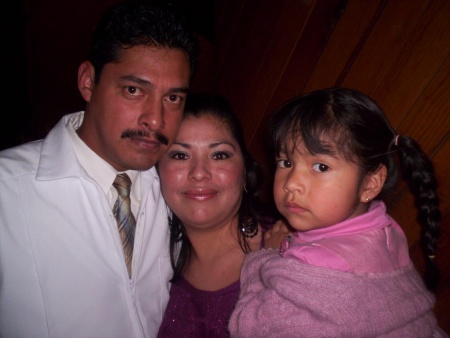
xmin=157 ymin=277 xmax=240 ymax=337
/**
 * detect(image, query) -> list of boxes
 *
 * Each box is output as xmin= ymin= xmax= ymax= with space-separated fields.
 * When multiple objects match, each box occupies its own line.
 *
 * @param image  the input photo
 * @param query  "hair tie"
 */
xmin=394 ymin=135 xmax=400 ymax=146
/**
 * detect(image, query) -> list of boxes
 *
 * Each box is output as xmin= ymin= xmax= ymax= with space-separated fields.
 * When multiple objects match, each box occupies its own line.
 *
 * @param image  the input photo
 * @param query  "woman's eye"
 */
xmin=170 ymin=152 xmax=188 ymax=160
xmin=276 ymin=159 xmax=291 ymax=169
xmin=312 ymin=163 xmax=329 ymax=173
xmin=212 ymin=152 xmax=230 ymax=160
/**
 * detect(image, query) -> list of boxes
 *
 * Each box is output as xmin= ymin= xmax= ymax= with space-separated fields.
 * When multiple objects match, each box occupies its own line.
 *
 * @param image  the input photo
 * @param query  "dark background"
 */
xmin=1 ymin=0 xmax=216 ymax=150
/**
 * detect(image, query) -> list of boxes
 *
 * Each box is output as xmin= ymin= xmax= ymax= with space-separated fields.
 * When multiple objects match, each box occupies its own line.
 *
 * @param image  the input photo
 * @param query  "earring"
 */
xmin=241 ymin=219 xmax=258 ymax=238
xmin=366 ymin=196 xmax=371 ymax=202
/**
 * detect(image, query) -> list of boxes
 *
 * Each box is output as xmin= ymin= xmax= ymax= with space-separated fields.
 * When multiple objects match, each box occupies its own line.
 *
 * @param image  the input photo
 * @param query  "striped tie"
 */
xmin=112 ymin=173 xmax=136 ymax=277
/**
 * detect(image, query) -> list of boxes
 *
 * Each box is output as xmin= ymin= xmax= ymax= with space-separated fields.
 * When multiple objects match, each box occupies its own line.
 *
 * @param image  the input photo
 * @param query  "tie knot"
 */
xmin=113 ymin=173 xmax=132 ymax=197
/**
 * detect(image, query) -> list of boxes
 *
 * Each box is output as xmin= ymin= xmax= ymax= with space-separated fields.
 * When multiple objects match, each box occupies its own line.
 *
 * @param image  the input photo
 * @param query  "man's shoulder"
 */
xmin=0 ymin=140 xmax=43 ymax=179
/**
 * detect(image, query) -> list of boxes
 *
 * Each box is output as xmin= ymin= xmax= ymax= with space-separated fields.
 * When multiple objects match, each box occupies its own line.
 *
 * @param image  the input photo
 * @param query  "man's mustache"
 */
xmin=121 ymin=129 xmax=169 ymax=146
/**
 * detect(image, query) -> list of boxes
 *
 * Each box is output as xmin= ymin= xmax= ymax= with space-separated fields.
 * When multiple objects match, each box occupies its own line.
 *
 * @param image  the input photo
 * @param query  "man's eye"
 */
xmin=126 ymin=86 xmax=138 ymax=94
xmin=167 ymin=95 xmax=183 ymax=104
xmin=312 ymin=163 xmax=329 ymax=173
xmin=276 ymin=159 xmax=291 ymax=168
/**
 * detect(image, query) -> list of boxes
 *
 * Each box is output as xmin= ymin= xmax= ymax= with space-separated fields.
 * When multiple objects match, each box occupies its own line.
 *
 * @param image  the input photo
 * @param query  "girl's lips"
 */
xmin=285 ymin=201 xmax=306 ymax=213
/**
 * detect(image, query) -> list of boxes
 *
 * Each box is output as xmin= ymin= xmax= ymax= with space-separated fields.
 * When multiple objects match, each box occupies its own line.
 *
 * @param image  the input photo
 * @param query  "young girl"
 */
xmin=229 ymin=88 xmax=447 ymax=337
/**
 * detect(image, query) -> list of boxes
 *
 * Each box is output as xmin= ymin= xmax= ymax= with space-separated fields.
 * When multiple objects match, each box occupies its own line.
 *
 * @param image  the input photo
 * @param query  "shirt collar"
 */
xmin=66 ymin=113 xmax=140 ymax=196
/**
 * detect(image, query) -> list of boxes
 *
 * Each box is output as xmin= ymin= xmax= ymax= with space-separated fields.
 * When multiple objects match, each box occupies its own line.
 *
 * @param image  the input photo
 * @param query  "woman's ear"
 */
xmin=78 ymin=61 xmax=95 ymax=102
xmin=359 ymin=164 xmax=387 ymax=203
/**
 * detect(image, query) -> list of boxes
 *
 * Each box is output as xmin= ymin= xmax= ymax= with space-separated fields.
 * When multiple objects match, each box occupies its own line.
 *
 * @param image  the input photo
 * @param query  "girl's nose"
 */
xmin=283 ymin=170 xmax=305 ymax=194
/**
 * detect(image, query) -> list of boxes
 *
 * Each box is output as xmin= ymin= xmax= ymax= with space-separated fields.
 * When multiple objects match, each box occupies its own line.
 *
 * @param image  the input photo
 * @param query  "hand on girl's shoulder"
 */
xmin=264 ymin=219 xmax=293 ymax=250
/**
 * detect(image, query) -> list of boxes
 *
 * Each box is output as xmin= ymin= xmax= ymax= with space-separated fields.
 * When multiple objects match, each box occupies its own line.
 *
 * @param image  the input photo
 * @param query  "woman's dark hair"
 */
xmin=167 ymin=93 xmax=265 ymax=282
xmin=268 ymin=87 xmax=441 ymax=290
xmin=89 ymin=0 xmax=198 ymax=83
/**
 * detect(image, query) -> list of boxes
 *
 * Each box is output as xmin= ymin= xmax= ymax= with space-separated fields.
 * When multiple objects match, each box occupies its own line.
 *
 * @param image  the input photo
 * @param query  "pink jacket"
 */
xmin=281 ymin=201 xmax=410 ymax=274
xmin=229 ymin=202 xmax=447 ymax=337
xmin=229 ymin=249 xmax=446 ymax=337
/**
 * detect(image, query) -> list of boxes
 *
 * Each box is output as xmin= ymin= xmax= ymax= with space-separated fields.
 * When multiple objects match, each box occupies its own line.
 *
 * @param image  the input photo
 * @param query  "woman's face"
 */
xmin=158 ymin=115 xmax=245 ymax=232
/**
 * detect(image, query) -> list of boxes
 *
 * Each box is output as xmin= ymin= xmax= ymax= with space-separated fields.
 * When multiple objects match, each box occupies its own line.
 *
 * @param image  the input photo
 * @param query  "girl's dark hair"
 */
xmin=168 ymin=93 xmax=265 ymax=282
xmin=89 ymin=0 xmax=198 ymax=83
xmin=268 ymin=87 xmax=441 ymax=290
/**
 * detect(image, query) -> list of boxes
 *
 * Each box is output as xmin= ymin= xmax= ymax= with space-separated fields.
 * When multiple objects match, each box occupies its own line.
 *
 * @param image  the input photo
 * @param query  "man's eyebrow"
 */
xmin=120 ymin=75 xmax=151 ymax=86
xmin=168 ymin=87 xmax=189 ymax=94
xmin=119 ymin=75 xmax=189 ymax=93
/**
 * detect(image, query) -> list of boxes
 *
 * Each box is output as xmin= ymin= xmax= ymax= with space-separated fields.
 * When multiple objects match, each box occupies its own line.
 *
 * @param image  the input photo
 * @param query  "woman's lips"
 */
xmin=183 ymin=189 xmax=217 ymax=201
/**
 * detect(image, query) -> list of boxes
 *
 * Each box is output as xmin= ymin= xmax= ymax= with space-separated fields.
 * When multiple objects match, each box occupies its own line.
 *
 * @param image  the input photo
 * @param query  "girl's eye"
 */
xmin=312 ymin=163 xmax=329 ymax=173
xmin=276 ymin=159 xmax=291 ymax=169
xmin=211 ymin=151 xmax=231 ymax=160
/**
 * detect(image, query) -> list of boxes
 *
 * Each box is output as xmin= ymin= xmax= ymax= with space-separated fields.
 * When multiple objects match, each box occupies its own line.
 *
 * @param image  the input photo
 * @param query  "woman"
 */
xmin=157 ymin=93 xmax=285 ymax=337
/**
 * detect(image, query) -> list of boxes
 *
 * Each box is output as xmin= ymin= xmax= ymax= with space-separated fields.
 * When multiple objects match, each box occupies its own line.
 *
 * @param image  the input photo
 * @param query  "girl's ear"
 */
xmin=78 ymin=61 xmax=95 ymax=102
xmin=359 ymin=164 xmax=387 ymax=203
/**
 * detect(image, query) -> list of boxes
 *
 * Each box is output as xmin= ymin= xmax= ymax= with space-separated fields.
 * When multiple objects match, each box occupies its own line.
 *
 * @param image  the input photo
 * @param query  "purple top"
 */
xmin=158 ymin=228 xmax=268 ymax=337
xmin=157 ymin=277 xmax=239 ymax=337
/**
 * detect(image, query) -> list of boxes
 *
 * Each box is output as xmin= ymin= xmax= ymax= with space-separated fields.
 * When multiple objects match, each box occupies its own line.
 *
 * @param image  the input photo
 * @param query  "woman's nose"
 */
xmin=188 ymin=160 xmax=212 ymax=181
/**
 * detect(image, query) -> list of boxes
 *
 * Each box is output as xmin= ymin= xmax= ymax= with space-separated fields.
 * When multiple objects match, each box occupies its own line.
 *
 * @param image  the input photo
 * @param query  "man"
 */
xmin=0 ymin=0 xmax=197 ymax=336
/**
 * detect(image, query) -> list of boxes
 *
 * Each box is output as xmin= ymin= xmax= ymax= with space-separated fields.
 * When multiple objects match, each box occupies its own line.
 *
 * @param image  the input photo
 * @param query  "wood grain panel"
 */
xmin=369 ymin=0 xmax=450 ymax=127
xmin=214 ymin=0 xmax=247 ymax=76
xmin=267 ymin=0 xmax=349 ymax=114
xmin=217 ymin=0 xmax=291 ymax=116
xmin=395 ymin=55 xmax=450 ymax=156
xmin=303 ymin=0 xmax=385 ymax=91
xmin=222 ymin=0 xmax=316 ymax=143
xmin=341 ymin=0 xmax=433 ymax=96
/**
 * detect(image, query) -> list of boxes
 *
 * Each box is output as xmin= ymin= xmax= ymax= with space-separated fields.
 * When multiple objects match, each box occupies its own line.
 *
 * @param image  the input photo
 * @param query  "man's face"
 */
xmin=77 ymin=45 xmax=191 ymax=171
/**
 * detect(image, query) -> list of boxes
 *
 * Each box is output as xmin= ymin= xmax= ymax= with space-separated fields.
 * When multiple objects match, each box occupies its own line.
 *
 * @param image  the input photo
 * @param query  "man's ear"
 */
xmin=78 ymin=61 xmax=95 ymax=102
xmin=359 ymin=164 xmax=387 ymax=203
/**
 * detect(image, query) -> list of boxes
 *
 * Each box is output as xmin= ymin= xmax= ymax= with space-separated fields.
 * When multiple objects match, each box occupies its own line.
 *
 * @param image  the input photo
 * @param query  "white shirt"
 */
xmin=68 ymin=113 xmax=140 ymax=215
xmin=0 ymin=112 xmax=172 ymax=338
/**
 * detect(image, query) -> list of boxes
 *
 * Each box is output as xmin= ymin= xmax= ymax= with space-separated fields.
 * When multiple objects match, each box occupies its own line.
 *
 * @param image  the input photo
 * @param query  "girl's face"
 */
xmin=273 ymin=137 xmax=368 ymax=232
xmin=158 ymin=115 xmax=245 ymax=233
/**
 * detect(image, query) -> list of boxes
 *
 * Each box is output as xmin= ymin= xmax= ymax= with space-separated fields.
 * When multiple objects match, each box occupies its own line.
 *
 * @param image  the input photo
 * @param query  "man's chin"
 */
xmin=129 ymin=157 xmax=161 ymax=171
